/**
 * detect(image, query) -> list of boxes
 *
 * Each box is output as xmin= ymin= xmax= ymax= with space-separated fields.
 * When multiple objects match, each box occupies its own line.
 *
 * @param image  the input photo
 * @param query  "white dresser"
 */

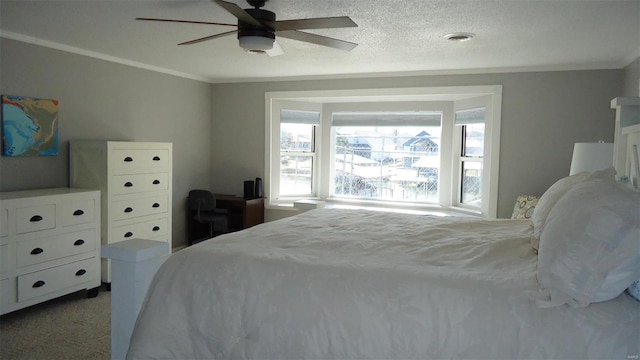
xmin=70 ymin=141 xmax=173 ymax=283
xmin=0 ymin=188 xmax=101 ymax=315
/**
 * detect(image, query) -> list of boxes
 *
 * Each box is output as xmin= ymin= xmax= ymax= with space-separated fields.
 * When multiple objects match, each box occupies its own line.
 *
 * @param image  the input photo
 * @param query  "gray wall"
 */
xmin=623 ymin=57 xmax=640 ymax=97
xmin=0 ymin=39 xmax=213 ymax=249
xmin=1 ymin=37 xmax=632 ymax=235
xmin=211 ymin=70 xmax=624 ymax=219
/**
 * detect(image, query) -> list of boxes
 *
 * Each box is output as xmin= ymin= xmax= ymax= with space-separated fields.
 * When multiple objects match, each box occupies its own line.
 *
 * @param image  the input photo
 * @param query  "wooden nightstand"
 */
xmin=214 ymin=194 xmax=265 ymax=232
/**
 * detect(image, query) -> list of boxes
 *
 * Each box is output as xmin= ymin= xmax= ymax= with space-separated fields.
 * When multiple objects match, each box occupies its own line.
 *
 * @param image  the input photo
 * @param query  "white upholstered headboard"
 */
xmin=612 ymin=97 xmax=640 ymax=189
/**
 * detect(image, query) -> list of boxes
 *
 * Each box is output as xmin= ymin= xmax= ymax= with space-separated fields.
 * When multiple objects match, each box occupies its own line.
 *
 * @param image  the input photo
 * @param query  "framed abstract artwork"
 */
xmin=2 ymin=95 xmax=59 ymax=156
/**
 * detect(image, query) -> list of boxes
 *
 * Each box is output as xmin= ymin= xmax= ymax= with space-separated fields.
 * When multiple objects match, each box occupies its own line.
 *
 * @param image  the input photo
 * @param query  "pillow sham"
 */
xmin=536 ymin=167 xmax=640 ymax=307
xmin=511 ymin=195 xmax=538 ymax=220
xmin=530 ymin=172 xmax=589 ymax=251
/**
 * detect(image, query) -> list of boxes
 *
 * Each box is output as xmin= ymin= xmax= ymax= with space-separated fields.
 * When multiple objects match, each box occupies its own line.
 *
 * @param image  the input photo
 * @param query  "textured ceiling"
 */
xmin=1 ymin=0 xmax=639 ymax=83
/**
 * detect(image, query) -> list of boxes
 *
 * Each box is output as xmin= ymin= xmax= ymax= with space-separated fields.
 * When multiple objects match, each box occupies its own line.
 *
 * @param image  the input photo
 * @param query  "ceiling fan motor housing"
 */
xmin=246 ymin=0 xmax=266 ymax=8
xmin=238 ymin=8 xmax=275 ymax=40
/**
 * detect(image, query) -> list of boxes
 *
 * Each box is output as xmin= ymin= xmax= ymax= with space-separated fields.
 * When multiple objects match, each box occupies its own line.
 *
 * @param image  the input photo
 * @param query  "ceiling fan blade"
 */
xmin=265 ymin=16 xmax=357 ymax=31
xmin=265 ymin=39 xmax=284 ymax=57
xmin=136 ymin=17 xmax=237 ymax=27
xmin=178 ymin=30 xmax=238 ymax=45
xmin=278 ymin=30 xmax=357 ymax=51
xmin=212 ymin=0 xmax=264 ymax=28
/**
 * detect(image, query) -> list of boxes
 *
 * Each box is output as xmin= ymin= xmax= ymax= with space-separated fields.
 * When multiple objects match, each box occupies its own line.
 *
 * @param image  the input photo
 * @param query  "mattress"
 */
xmin=127 ymin=208 xmax=639 ymax=359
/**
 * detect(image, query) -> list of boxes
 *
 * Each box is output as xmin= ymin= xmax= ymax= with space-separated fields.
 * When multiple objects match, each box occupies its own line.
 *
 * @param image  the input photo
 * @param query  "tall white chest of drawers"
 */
xmin=70 ymin=141 xmax=173 ymax=283
xmin=0 ymin=188 xmax=101 ymax=315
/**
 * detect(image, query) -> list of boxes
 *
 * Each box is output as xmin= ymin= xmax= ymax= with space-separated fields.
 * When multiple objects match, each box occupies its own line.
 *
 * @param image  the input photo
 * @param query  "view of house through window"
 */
xmin=280 ymin=123 xmax=315 ymax=195
xmin=334 ymin=125 xmax=441 ymax=202
xmin=279 ymin=109 xmax=319 ymax=196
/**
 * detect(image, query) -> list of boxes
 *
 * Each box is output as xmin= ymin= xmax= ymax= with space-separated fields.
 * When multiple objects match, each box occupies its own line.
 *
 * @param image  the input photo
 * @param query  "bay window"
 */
xmin=266 ymin=86 xmax=502 ymax=217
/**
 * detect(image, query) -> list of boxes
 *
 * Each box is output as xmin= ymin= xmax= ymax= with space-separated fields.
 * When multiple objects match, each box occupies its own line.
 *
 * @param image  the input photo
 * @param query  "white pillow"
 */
xmin=536 ymin=168 xmax=640 ymax=307
xmin=532 ymin=172 xmax=589 ymax=239
xmin=530 ymin=172 xmax=590 ymax=252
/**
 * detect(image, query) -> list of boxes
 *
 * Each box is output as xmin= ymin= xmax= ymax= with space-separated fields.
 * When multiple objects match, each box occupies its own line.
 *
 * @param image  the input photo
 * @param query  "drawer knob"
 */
xmin=153 ymin=179 xmax=161 ymax=185
xmin=73 ymin=209 xmax=84 ymax=216
xmin=124 ymin=182 xmax=133 ymax=187
xmin=152 ymin=203 xmax=160 ymax=208
xmin=32 ymin=280 xmax=45 ymax=288
xmin=124 ymin=207 xmax=133 ymax=213
xmin=73 ymin=239 xmax=85 ymax=246
xmin=124 ymin=156 xmax=133 ymax=162
xmin=30 ymin=247 xmax=44 ymax=255
xmin=30 ymin=215 xmax=43 ymax=222
xmin=153 ymin=156 xmax=161 ymax=161
xmin=124 ymin=232 xmax=133 ymax=238
xmin=152 ymin=226 xmax=160 ymax=231
xmin=75 ymin=269 xmax=87 ymax=276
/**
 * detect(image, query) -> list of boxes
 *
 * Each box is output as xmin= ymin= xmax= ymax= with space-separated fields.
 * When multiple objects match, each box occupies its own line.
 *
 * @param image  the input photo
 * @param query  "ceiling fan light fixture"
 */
xmin=239 ymin=35 xmax=274 ymax=52
xmin=444 ymin=32 xmax=475 ymax=42
xmin=139 ymin=0 xmax=358 ymax=52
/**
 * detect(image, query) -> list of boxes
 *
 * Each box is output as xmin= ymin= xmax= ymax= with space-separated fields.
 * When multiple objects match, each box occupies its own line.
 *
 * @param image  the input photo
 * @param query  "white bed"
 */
xmin=125 ymin=97 xmax=640 ymax=360
xmin=127 ymin=210 xmax=637 ymax=359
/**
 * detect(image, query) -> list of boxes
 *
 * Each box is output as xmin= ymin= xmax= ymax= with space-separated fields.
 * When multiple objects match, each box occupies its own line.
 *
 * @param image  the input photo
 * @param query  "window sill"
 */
xmin=265 ymin=203 xmax=299 ymax=211
xmin=267 ymin=198 xmax=482 ymax=218
xmin=448 ymin=206 xmax=484 ymax=217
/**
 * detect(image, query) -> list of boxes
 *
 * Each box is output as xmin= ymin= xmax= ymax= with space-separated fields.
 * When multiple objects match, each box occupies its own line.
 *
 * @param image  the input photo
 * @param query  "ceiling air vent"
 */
xmin=444 ymin=32 xmax=475 ymax=42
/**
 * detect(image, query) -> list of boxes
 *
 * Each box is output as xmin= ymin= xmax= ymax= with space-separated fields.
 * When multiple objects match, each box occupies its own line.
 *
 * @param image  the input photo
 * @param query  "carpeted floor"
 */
xmin=0 ymin=286 xmax=110 ymax=360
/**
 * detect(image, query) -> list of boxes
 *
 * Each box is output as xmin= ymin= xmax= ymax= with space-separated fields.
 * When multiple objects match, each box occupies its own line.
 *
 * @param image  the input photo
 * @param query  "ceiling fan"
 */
xmin=136 ymin=0 xmax=358 ymax=56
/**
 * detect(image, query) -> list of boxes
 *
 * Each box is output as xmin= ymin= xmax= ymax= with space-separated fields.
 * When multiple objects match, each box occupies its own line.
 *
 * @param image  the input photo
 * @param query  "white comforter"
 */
xmin=127 ymin=208 xmax=639 ymax=359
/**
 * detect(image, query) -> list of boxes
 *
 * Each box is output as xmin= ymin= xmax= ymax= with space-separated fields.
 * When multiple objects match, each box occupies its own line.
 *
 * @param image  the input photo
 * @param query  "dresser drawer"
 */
xmin=111 ymin=194 xmax=169 ymax=221
xmin=1 ymin=208 xmax=8 ymax=237
xmin=62 ymin=198 xmax=97 ymax=227
xmin=110 ymin=217 xmax=169 ymax=243
xmin=16 ymin=204 xmax=56 ymax=234
xmin=111 ymin=173 xmax=169 ymax=195
xmin=110 ymin=149 xmax=170 ymax=174
xmin=16 ymin=229 xmax=97 ymax=268
xmin=0 ymin=188 xmax=100 ymax=314
xmin=17 ymin=258 xmax=96 ymax=302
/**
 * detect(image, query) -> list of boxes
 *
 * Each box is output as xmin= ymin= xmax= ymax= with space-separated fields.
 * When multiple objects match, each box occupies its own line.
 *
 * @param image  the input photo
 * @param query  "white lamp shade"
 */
xmin=239 ymin=36 xmax=274 ymax=52
xmin=569 ymin=142 xmax=614 ymax=175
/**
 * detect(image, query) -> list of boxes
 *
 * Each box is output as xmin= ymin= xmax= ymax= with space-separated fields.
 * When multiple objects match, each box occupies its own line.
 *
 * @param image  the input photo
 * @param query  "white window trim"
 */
xmin=451 ymin=95 xmax=497 ymax=215
xmin=266 ymin=99 xmax=322 ymax=205
xmin=265 ymin=85 xmax=502 ymax=217
xmin=323 ymin=101 xmax=450 ymax=206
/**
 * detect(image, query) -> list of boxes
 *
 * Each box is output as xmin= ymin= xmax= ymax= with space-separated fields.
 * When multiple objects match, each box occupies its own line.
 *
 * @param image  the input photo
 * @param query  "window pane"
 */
xmin=334 ymin=126 xmax=440 ymax=202
xmin=463 ymin=123 xmax=485 ymax=157
xmin=280 ymin=121 xmax=315 ymax=196
xmin=461 ymin=161 xmax=482 ymax=206
xmin=281 ymin=123 xmax=314 ymax=152
xmin=280 ymin=155 xmax=313 ymax=195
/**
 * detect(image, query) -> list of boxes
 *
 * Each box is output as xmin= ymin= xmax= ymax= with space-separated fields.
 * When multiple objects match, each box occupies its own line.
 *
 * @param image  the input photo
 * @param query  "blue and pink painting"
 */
xmin=2 ymin=95 xmax=59 ymax=156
